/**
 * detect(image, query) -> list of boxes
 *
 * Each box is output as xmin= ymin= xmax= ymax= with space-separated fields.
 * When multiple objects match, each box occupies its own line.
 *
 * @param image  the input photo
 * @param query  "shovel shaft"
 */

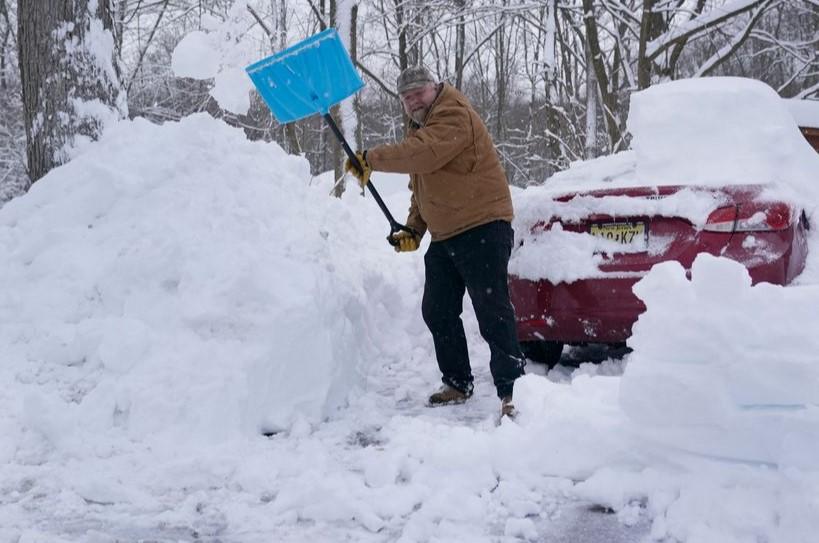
xmin=323 ymin=113 xmax=416 ymax=242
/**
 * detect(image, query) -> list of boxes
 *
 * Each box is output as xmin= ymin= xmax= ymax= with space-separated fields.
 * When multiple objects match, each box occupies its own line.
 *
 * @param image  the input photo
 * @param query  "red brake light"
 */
xmin=760 ymin=202 xmax=791 ymax=230
xmin=703 ymin=206 xmax=738 ymax=232
xmin=703 ymin=202 xmax=792 ymax=233
xmin=734 ymin=202 xmax=792 ymax=232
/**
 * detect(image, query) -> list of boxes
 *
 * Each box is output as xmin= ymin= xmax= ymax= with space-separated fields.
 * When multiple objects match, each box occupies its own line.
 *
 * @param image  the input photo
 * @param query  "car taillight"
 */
xmin=703 ymin=206 xmax=738 ymax=232
xmin=736 ymin=202 xmax=792 ymax=231
xmin=703 ymin=202 xmax=792 ymax=233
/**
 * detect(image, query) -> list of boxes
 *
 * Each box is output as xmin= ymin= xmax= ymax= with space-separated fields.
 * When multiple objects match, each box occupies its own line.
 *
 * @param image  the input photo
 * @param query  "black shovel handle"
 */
xmin=323 ymin=113 xmax=418 ymax=246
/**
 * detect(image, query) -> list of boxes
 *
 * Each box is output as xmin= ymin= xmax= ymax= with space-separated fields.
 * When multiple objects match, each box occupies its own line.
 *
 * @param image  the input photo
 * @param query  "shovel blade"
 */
xmin=246 ymin=28 xmax=364 ymax=124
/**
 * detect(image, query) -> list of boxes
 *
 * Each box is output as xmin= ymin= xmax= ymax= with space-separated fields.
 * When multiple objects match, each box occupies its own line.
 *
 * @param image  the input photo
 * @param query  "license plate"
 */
xmin=589 ymin=221 xmax=647 ymax=245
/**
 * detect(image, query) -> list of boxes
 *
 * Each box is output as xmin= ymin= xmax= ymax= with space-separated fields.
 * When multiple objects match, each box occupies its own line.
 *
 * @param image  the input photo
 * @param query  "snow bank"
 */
xmin=621 ymin=253 xmax=819 ymax=469
xmin=506 ymin=252 xmax=819 ymax=542
xmin=0 ymin=114 xmax=407 ymax=455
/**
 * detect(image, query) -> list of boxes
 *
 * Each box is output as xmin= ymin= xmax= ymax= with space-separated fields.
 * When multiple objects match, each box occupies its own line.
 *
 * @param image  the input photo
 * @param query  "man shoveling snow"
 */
xmin=344 ymin=66 xmax=527 ymax=418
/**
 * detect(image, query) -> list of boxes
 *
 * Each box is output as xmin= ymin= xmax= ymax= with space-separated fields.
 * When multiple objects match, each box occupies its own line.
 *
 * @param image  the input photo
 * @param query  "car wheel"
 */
xmin=520 ymin=340 xmax=564 ymax=367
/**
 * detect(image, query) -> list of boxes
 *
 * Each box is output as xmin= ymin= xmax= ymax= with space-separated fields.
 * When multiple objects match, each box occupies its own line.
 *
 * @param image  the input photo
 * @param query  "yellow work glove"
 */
xmin=391 ymin=230 xmax=421 ymax=253
xmin=343 ymin=151 xmax=372 ymax=189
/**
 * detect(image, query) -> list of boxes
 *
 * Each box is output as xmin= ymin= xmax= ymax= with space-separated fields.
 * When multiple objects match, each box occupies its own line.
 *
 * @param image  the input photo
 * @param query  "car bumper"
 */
xmin=511 ymin=275 xmax=644 ymax=344
xmin=510 ymin=234 xmax=804 ymax=345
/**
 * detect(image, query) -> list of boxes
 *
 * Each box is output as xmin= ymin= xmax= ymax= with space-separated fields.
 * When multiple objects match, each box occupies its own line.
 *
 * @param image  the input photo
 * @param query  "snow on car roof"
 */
xmin=628 ymin=77 xmax=818 ymax=195
xmin=524 ymin=78 xmax=819 ymax=212
xmin=783 ymin=98 xmax=819 ymax=129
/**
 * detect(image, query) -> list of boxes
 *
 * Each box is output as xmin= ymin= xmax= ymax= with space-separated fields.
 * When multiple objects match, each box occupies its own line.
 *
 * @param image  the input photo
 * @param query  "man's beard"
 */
xmin=410 ymin=107 xmax=428 ymax=125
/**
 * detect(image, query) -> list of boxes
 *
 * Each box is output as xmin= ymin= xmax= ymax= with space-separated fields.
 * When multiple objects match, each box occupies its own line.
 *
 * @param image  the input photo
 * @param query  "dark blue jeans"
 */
xmin=422 ymin=220 xmax=526 ymax=399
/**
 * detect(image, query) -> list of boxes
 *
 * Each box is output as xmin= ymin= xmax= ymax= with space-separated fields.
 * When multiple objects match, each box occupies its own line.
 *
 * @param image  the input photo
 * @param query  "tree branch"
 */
xmin=461 ymin=22 xmax=504 ymax=72
xmin=126 ymin=0 xmax=169 ymax=94
xmin=647 ymin=0 xmax=766 ymax=60
xmin=795 ymin=81 xmax=819 ymax=99
xmin=305 ymin=0 xmax=328 ymax=31
xmin=246 ymin=4 xmax=274 ymax=47
xmin=354 ymin=59 xmax=397 ymax=99
xmin=694 ymin=0 xmax=780 ymax=77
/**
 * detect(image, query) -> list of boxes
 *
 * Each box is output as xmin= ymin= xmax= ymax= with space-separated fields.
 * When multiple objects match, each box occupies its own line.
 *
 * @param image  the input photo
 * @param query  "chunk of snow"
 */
xmin=171 ymin=31 xmax=219 ymax=79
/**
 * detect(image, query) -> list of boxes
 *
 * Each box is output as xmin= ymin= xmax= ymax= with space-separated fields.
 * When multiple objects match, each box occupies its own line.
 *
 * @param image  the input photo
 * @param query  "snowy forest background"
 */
xmin=1 ymin=0 xmax=817 ymax=203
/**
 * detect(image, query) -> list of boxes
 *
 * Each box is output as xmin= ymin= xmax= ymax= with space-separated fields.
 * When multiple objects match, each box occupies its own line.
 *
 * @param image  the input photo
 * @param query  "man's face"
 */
xmin=400 ymin=83 xmax=438 ymax=124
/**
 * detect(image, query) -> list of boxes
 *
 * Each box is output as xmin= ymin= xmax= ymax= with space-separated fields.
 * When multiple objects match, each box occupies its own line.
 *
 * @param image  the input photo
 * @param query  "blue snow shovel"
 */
xmin=245 ymin=28 xmax=417 ymax=246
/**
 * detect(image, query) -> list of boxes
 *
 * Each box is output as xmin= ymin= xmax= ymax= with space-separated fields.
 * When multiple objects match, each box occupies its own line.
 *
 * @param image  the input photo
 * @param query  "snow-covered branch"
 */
xmin=796 ymin=81 xmax=819 ymax=99
xmin=646 ymin=0 xmax=766 ymax=60
xmin=693 ymin=0 xmax=780 ymax=77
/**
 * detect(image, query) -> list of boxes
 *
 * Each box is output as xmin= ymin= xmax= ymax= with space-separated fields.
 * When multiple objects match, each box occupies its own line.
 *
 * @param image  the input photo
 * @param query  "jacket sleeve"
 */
xmin=367 ymin=105 xmax=473 ymax=174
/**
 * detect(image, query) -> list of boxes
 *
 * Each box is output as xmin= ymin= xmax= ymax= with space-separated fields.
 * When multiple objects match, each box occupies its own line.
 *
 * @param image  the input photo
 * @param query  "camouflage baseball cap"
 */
xmin=397 ymin=65 xmax=436 ymax=94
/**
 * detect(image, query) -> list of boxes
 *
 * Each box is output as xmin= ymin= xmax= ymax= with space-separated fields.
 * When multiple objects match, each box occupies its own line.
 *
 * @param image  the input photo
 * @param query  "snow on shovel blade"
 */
xmin=245 ymin=28 xmax=364 ymax=124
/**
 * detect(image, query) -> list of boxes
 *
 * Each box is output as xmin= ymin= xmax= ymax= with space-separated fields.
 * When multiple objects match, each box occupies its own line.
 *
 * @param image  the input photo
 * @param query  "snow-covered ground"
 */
xmin=1 ymin=79 xmax=818 ymax=543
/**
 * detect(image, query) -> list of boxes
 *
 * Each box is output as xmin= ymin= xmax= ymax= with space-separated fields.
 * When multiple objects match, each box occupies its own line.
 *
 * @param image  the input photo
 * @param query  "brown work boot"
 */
xmin=500 ymin=396 xmax=517 ymax=419
xmin=428 ymin=384 xmax=471 ymax=407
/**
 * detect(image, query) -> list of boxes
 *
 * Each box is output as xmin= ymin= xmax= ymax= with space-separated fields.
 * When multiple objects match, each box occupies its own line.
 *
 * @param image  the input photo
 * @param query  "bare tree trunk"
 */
xmin=18 ymin=0 xmax=126 ymax=184
xmin=542 ymin=4 xmax=562 ymax=173
xmin=328 ymin=0 xmax=345 ymax=189
xmin=494 ymin=2 xmax=507 ymax=142
xmin=554 ymin=2 xmax=573 ymax=105
xmin=581 ymin=0 xmax=623 ymax=152
xmin=1 ymin=17 xmax=7 ymax=91
xmin=114 ymin=0 xmax=125 ymax=59
xmin=637 ymin=0 xmax=665 ymax=89
xmin=351 ymin=3 xmax=362 ymax=151
xmin=410 ymin=2 xmax=422 ymax=66
xmin=331 ymin=0 xmax=359 ymax=198
xmin=395 ymin=0 xmax=408 ymax=71
xmin=275 ymin=0 xmax=301 ymax=154
xmin=454 ymin=0 xmax=466 ymax=90
xmin=584 ymin=45 xmax=598 ymax=159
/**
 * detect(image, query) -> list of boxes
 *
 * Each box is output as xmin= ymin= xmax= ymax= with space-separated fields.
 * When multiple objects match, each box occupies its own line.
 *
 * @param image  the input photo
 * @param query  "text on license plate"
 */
xmin=589 ymin=221 xmax=646 ymax=244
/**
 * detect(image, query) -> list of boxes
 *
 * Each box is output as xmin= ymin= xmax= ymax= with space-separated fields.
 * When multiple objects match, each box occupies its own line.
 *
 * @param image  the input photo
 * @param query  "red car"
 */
xmin=510 ymin=121 xmax=817 ymax=367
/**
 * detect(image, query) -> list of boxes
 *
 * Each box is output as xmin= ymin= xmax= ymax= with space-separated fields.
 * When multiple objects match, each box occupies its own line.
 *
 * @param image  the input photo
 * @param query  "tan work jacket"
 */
xmin=367 ymin=83 xmax=514 ymax=241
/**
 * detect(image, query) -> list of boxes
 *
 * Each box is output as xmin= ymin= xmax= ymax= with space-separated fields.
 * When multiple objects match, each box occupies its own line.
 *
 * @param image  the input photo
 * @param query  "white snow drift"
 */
xmin=0 ymin=113 xmax=409 ymax=450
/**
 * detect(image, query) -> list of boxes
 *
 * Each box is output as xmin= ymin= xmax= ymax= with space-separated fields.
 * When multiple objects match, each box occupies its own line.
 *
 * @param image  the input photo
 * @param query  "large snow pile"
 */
xmin=621 ymin=253 xmax=819 ymax=469
xmin=507 ymin=252 xmax=819 ymax=542
xmin=0 ymin=114 xmax=411 ymax=455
